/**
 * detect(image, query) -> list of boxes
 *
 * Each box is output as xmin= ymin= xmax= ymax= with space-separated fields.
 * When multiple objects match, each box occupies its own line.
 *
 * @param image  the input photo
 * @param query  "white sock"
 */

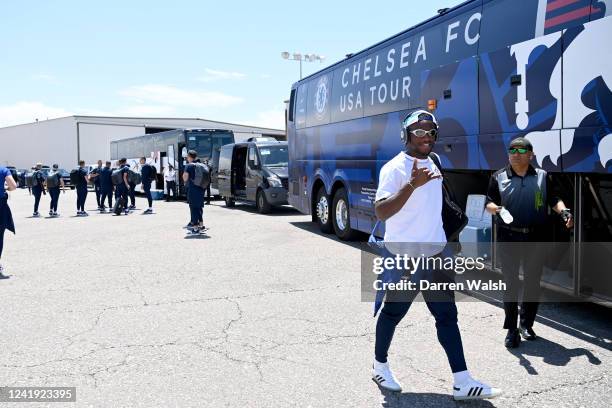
xmin=373 ymin=359 xmax=388 ymax=369
xmin=453 ymin=370 xmax=471 ymax=386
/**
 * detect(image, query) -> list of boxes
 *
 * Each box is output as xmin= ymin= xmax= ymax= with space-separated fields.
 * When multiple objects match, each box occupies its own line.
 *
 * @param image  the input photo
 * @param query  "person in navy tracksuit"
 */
xmin=182 ymin=150 xmax=205 ymax=233
xmin=115 ymin=158 xmax=130 ymax=215
xmin=0 ymin=165 xmax=17 ymax=279
xmin=47 ymin=164 xmax=65 ymax=216
xmin=99 ymin=161 xmax=113 ymax=212
xmin=31 ymin=163 xmax=45 ymax=217
xmin=139 ymin=157 xmax=154 ymax=214
xmin=91 ymin=160 xmax=103 ymax=210
xmin=75 ymin=160 xmax=90 ymax=216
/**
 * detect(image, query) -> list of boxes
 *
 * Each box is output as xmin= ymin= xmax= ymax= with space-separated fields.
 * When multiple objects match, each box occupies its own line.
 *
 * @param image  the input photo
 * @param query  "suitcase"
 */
xmin=113 ymin=197 xmax=126 ymax=215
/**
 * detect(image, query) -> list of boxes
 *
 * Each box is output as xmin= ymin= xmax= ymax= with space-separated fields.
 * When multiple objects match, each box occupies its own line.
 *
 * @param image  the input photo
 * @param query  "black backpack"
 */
xmin=111 ymin=169 xmax=123 ymax=185
xmin=193 ymin=163 xmax=211 ymax=189
xmin=128 ymin=169 xmax=142 ymax=185
xmin=46 ymin=171 xmax=60 ymax=188
xmin=31 ymin=170 xmax=42 ymax=187
xmin=113 ymin=196 xmax=126 ymax=215
xmin=143 ymin=164 xmax=157 ymax=183
xmin=70 ymin=168 xmax=83 ymax=186
xmin=429 ymin=153 xmax=468 ymax=242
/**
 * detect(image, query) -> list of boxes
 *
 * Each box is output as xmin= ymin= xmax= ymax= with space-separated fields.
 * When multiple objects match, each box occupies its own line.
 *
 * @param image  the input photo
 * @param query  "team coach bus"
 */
xmin=111 ymin=128 xmax=234 ymax=196
xmin=286 ymin=0 xmax=612 ymax=302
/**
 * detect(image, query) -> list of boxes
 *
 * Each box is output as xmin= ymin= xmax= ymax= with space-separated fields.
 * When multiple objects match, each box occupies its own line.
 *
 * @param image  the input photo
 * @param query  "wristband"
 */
xmin=406 ymin=183 xmax=415 ymax=191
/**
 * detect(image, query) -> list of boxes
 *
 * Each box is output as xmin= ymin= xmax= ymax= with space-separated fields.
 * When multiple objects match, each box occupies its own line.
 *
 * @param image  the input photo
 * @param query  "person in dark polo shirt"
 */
xmin=91 ymin=160 xmax=103 ymax=210
xmin=99 ymin=161 xmax=113 ymax=212
xmin=139 ymin=157 xmax=154 ymax=214
xmin=486 ymin=137 xmax=574 ymax=348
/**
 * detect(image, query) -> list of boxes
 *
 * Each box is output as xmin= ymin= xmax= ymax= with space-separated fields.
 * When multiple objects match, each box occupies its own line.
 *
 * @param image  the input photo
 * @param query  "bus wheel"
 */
xmin=332 ymin=187 xmax=359 ymax=240
xmin=315 ymin=187 xmax=333 ymax=233
xmin=224 ymin=196 xmax=235 ymax=207
xmin=256 ymin=189 xmax=271 ymax=214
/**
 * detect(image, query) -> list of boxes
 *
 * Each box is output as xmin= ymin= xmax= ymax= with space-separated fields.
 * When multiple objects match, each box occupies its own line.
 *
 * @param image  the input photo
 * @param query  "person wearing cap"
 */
xmin=485 ymin=137 xmax=573 ymax=348
xmin=46 ymin=164 xmax=65 ymax=217
xmin=372 ymin=110 xmax=501 ymax=400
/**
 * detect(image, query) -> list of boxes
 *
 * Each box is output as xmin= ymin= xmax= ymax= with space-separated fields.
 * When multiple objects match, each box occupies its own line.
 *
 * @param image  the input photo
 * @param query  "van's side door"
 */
xmin=246 ymin=145 xmax=260 ymax=201
xmin=217 ymin=145 xmax=233 ymax=198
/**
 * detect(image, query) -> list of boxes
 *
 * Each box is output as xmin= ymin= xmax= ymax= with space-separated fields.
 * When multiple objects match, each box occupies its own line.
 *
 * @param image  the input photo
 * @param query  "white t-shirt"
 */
xmin=375 ymin=152 xmax=446 ymax=256
xmin=164 ymin=169 xmax=176 ymax=181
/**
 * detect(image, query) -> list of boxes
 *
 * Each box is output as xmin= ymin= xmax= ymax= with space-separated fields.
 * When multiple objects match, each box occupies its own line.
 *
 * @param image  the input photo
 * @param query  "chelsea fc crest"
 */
xmin=315 ymin=76 xmax=329 ymax=119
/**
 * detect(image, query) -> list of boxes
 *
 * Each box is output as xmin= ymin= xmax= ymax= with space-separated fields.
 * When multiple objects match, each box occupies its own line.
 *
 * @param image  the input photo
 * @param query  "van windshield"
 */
xmin=258 ymin=145 xmax=288 ymax=167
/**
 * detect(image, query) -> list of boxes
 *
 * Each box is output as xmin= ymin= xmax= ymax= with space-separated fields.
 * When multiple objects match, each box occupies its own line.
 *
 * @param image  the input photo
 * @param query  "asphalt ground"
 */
xmin=0 ymin=189 xmax=610 ymax=407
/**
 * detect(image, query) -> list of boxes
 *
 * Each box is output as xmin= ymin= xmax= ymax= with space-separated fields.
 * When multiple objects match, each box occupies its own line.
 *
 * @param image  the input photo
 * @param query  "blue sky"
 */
xmin=0 ymin=0 xmax=456 ymax=129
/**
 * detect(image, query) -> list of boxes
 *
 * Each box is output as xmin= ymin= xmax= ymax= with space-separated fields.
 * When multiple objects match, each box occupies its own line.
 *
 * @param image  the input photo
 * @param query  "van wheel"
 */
xmin=315 ymin=187 xmax=333 ymax=233
xmin=256 ymin=190 xmax=271 ymax=214
xmin=332 ymin=187 xmax=359 ymax=240
xmin=224 ymin=196 xmax=235 ymax=207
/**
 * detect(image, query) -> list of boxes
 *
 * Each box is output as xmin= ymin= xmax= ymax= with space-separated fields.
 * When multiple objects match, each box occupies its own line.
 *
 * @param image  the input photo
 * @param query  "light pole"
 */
xmin=281 ymin=52 xmax=325 ymax=80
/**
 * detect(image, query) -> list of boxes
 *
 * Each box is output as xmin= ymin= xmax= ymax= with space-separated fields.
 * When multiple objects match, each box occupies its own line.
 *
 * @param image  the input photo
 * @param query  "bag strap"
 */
xmin=371 ymin=220 xmax=384 ymax=237
xmin=429 ymin=152 xmax=443 ymax=173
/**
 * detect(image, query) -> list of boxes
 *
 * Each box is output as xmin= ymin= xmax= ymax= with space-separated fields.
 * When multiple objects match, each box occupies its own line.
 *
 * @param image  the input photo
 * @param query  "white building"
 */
xmin=0 ymin=116 xmax=285 ymax=169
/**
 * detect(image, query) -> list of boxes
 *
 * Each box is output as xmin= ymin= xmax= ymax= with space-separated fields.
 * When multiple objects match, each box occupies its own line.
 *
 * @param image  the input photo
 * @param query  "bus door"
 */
xmin=178 ymin=143 xmax=187 ymax=196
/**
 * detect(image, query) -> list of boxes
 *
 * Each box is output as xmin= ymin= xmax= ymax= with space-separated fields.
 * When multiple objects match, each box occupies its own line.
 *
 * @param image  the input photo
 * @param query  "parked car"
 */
xmin=17 ymin=169 xmax=28 ymax=188
xmin=6 ymin=166 xmax=19 ymax=185
xmin=218 ymin=141 xmax=289 ymax=213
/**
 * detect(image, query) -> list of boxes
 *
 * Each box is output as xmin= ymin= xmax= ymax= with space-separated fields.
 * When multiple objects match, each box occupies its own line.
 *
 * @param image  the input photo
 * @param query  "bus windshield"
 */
xmin=187 ymin=132 xmax=234 ymax=160
xmin=259 ymin=145 xmax=288 ymax=167
xmin=187 ymin=133 xmax=212 ymax=159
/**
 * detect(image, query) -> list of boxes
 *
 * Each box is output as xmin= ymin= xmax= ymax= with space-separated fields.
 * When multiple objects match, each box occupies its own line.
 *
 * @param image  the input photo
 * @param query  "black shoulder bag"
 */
xmin=429 ymin=153 xmax=468 ymax=242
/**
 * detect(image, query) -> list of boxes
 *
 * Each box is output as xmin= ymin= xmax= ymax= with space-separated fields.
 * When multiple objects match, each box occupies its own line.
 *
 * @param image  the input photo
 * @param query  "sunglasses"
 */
xmin=508 ymin=147 xmax=530 ymax=154
xmin=409 ymin=129 xmax=438 ymax=139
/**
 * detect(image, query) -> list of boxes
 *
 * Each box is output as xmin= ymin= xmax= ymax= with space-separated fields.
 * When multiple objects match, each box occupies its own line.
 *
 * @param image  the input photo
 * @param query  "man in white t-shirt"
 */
xmin=371 ymin=110 xmax=501 ymax=401
xmin=164 ymin=165 xmax=177 ymax=201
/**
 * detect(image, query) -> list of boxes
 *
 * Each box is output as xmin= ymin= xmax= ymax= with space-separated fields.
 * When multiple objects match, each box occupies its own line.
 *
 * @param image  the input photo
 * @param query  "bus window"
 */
xmin=295 ymin=83 xmax=308 ymax=129
xmin=288 ymin=89 xmax=296 ymax=122
xmin=188 ymin=134 xmax=212 ymax=159
xmin=212 ymin=134 xmax=234 ymax=153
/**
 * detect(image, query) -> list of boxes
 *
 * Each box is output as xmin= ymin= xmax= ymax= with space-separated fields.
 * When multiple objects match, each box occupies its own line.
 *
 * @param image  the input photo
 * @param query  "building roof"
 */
xmin=1 ymin=115 xmax=285 ymax=135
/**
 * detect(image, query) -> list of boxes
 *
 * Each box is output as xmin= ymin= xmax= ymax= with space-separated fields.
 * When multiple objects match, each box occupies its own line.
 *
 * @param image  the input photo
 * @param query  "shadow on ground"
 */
xmin=376 ymin=387 xmax=497 ymax=407
xmin=289 ymin=221 xmax=369 ymax=250
xmin=222 ymin=203 xmax=303 ymax=217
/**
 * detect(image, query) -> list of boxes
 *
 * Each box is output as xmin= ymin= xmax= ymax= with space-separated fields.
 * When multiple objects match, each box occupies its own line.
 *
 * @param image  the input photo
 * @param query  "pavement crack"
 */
xmin=515 ymin=375 xmax=607 ymax=400
xmin=126 ymin=268 xmax=148 ymax=306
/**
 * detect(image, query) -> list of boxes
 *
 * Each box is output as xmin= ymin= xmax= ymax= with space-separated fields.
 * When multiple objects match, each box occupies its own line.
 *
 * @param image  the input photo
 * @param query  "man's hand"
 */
xmin=410 ymin=159 xmax=441 ymax=188
xmin=561 ymin=209 xmax=574 ymax=229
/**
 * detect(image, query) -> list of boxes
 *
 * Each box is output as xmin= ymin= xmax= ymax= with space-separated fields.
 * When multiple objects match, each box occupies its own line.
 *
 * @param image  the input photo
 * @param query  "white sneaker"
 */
xmin=372 ymin=360 xmax=402 ymax=392
xmin=453 ymin=377 xmax=502 ymax=400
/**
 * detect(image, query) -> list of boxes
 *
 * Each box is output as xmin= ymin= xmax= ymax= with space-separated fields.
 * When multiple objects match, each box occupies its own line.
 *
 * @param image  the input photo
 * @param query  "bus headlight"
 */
xmin=267 ymin=175 xmax=282 ymax=187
